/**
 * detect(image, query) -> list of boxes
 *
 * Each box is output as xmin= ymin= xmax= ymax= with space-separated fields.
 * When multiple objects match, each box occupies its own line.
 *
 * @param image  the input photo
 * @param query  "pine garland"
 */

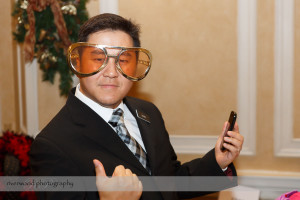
xmin=12 ymin=0 xmax=89 ymax=96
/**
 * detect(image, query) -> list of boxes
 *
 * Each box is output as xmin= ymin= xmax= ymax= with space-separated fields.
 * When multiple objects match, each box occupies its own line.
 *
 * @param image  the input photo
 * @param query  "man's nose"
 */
xmin=102 ymin=56 xmax=119 ymax=78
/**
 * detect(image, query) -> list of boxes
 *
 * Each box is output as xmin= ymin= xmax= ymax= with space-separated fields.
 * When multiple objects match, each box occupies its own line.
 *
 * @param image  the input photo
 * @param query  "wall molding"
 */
xmin=99 ymin=0 xmax=118 ymax=14
xmin=238 ymin=174 xmax=300 ymax=199
xmin=170 ymin=135 xmax=217 ymax=154
xmin=16 ymin=43 xmax=39 ymax=137
xmin=274 ymin=0 xmax=300 ymax=157
xmin=24 ymin=59 xmax=39 ymax=137
xmin=16 ymin=45 xmax=26 ymax=133
xmin=236 ymin=0 xmax=257 ymax=156
xmin=170 ymin=135 xmax=254 ymax=156
xmin=170 ymin=0 xmax=257 ymax=156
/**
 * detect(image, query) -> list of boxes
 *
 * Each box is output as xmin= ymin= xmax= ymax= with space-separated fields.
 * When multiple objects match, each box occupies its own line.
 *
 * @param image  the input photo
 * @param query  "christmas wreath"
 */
xmin=0 ymin=131 xmax=36 ymax=200
xmin=12 ymin=0 xmax=89 ymax=96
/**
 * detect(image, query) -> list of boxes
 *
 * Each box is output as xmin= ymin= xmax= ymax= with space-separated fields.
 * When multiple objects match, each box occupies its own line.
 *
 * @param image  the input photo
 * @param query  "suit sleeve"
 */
xmin=173 ymin=146 xmax=237 ymax=199
xmin=154 ymin=109 xmax=237 ymax=198
xmin=29 ymin=136 xmax=88 ymax=200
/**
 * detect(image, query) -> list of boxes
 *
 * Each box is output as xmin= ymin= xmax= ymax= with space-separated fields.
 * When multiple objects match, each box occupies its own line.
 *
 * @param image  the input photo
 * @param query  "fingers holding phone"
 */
xmin=215 ymin=111 xmax=244 ymax=169
xmin=222 ymin=127 xmax=243 ymax=154
xmin=220 ymin=111 xmax=237 ymax=151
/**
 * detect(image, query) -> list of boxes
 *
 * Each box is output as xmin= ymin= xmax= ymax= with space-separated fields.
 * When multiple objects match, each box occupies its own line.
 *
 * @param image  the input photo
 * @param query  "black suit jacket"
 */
xmin=29 ymin=88 xmax=237 ymax=200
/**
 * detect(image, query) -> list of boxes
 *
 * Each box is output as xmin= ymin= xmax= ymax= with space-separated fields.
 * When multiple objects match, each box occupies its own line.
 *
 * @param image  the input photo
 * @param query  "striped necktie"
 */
xmin=108 ymin=108 xmax=151 ymax=174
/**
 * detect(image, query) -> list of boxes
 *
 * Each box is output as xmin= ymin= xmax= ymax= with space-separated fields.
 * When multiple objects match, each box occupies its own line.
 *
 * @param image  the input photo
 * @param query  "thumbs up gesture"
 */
xmin=93 ymin=159 xmax=143 ymax=200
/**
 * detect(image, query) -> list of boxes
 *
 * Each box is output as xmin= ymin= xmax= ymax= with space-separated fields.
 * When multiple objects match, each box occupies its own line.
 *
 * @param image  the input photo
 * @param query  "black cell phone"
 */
xmin=220 ymin=111 xmax=237 ymax=151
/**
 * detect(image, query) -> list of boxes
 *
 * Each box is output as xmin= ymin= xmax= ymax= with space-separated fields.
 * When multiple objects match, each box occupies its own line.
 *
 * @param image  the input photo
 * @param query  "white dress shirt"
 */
xmin=74 ymin=84 xmax=147 ymax=152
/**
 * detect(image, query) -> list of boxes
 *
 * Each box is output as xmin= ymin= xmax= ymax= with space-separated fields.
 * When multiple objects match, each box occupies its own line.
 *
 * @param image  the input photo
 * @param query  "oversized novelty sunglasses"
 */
xmin=67 ymin=42 xmax=152 ymax=81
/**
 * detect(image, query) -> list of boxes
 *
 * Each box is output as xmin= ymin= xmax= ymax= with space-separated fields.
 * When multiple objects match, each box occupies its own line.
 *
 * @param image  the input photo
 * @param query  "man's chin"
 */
xmin=96 ymin=99 xmax=122 ymax=109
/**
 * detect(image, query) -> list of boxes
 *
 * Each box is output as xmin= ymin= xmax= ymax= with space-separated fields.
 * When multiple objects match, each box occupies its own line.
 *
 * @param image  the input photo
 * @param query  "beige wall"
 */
xmin=119 ymin=0 xmax=300 ymax=172
xmin=0 ymin=0 xmax=18 ymax=132
xmin=1 ymin=0 xmax=300 ymax=176
xmin=121 ymin=0 xmax=238 ymax=136
xmin=37 ymin=70 xmax=66 ymax=129
xmin=119 ymin=0 xmax=300 ymax=174
xmin=294 ymin=0 xmax=300 ymax=139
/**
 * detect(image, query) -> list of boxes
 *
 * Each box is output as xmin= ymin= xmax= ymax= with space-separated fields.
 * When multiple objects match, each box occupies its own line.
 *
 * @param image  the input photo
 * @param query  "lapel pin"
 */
xmin=136 ymin=110 xmax=151 ymax=124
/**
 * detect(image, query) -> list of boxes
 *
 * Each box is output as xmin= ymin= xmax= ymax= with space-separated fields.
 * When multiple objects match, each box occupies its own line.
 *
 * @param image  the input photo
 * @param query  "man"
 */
xmin=29 ymin=13 xmax=244 ymax=200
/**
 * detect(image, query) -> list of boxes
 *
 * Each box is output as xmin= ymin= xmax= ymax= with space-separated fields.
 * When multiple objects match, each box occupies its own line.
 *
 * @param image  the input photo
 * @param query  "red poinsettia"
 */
xmin=0 ymin=130 xmax=36 ymax=200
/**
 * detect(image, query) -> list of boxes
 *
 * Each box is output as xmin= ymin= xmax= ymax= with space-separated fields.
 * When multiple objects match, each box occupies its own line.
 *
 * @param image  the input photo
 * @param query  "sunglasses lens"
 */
xmin=69 ymin=46 xmax=105 ymax=75
xmin=119 ymin=50 xmax=151 ymax=79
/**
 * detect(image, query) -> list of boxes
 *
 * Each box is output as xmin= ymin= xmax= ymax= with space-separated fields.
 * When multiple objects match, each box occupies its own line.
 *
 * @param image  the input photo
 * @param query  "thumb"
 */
xmin=216 ymin=121 xmax=229 ymax=151
xmin=93 ymin=159 xmax=107 ymax=177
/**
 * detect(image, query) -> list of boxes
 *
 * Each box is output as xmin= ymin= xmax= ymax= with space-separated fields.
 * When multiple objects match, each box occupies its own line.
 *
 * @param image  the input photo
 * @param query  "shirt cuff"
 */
xmin=222 ymin=167 xmax=228 ymax=172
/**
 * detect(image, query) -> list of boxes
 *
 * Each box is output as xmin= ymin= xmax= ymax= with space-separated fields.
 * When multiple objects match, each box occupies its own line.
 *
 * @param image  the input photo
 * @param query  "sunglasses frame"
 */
xmin=67 ymin=42 xmax=152 ymax=81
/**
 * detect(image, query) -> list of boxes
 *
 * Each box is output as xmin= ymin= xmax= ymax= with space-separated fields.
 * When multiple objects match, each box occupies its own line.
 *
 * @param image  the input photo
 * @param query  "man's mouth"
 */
xmin=100 ymin=84 xmax=119 ymax=88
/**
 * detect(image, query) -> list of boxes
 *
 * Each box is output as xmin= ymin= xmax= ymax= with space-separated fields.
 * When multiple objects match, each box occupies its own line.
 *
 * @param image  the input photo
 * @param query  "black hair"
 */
xmin=78 ymin=13 xmax=141 ymax=47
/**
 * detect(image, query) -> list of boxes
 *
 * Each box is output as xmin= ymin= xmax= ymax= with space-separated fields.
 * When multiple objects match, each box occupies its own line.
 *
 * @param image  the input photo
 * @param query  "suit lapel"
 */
xmin=124 ymin=97 xmax=157 ymax=175
xmin=66 ymin=92 xmax=149 ymax=174
xmin=125 ymin=97 xmax=177 ymax=200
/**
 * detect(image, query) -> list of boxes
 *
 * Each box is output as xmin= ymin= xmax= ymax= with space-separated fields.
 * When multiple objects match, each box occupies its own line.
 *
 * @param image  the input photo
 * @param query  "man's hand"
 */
xmin=215 ymin=122 xmax=244 ymax=169
xmin=93 ymin=159 xmax=142 ymax=200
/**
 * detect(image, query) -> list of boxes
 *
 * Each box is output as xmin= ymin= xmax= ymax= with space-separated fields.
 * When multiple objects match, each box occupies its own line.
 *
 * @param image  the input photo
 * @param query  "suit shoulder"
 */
xmin=35 ymin=105 xmax=71 ymax=139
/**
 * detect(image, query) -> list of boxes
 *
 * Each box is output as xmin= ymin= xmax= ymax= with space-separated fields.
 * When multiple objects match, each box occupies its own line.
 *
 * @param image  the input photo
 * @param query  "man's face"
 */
xmin=78 ymin=30 xmax=134 ymax=109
